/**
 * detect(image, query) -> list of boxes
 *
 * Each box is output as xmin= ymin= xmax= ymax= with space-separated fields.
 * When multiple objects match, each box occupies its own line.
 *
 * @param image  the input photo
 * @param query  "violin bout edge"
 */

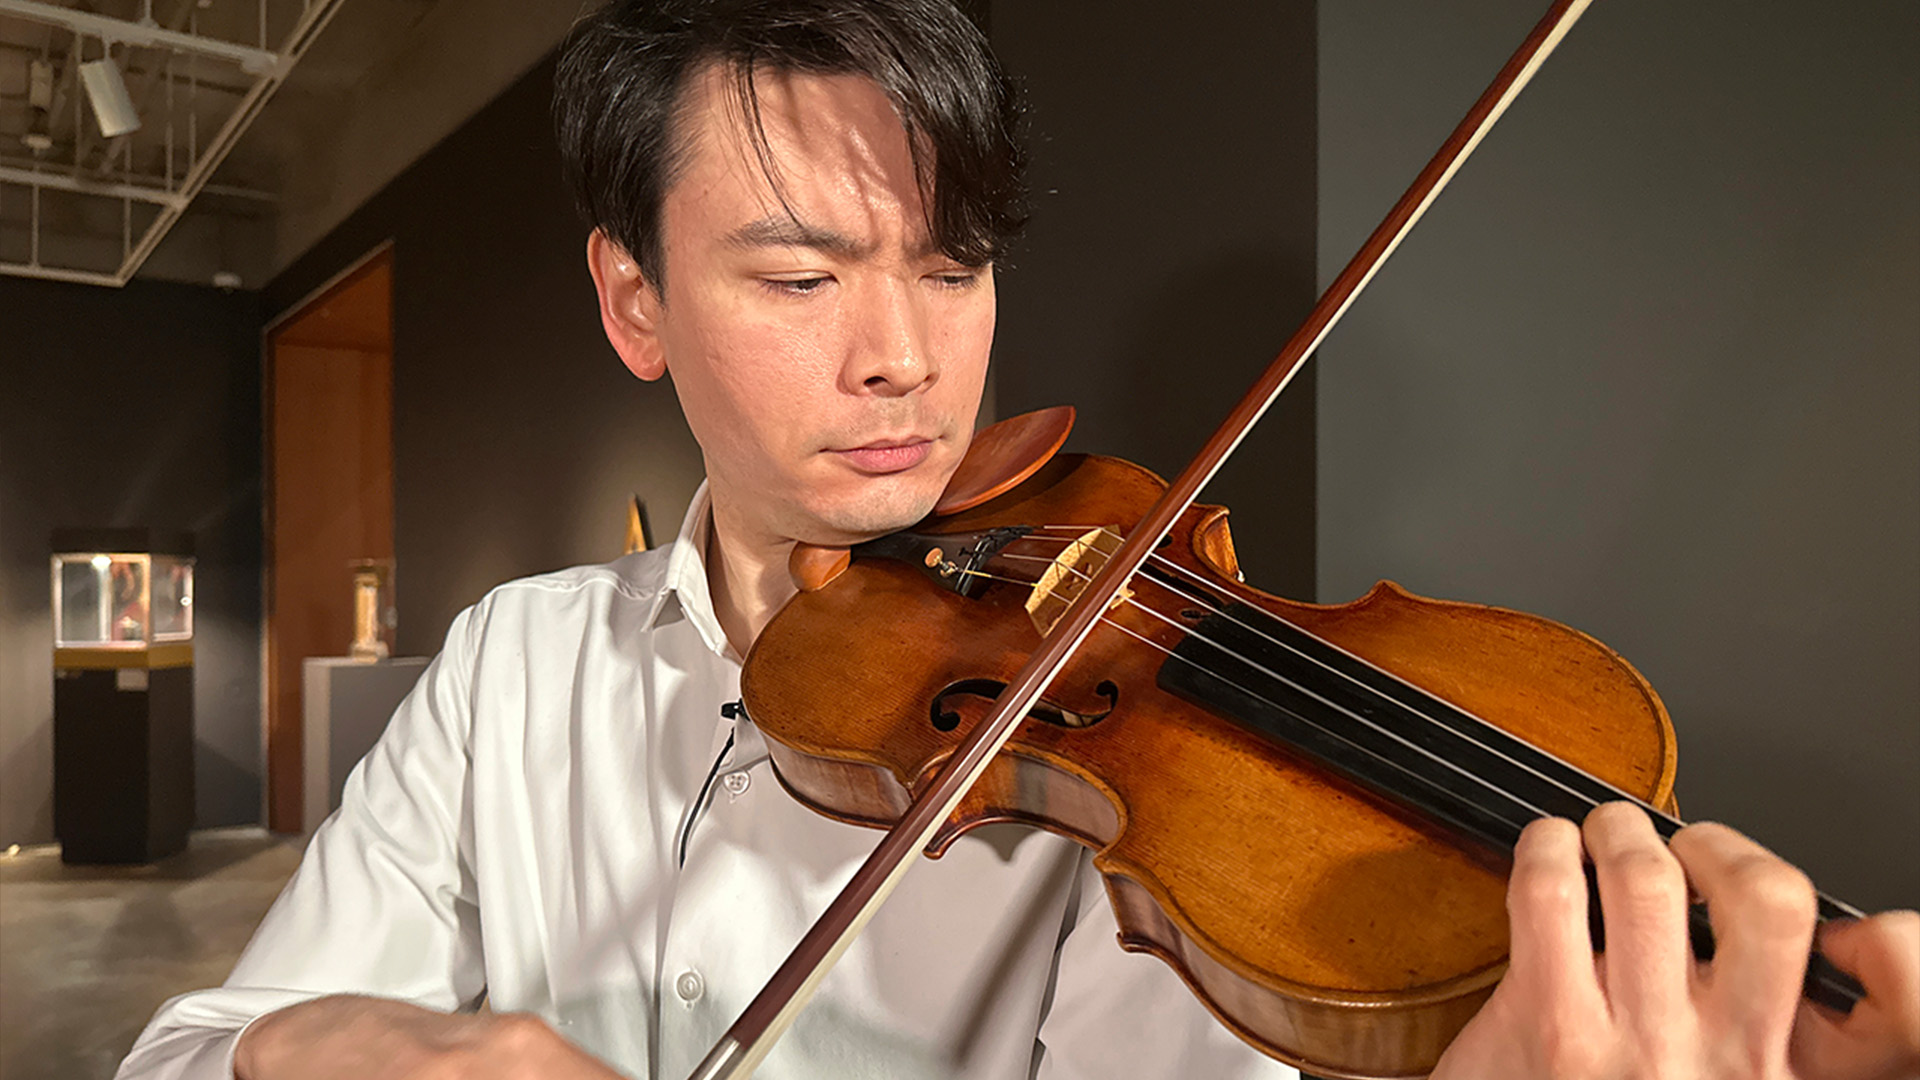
xmin=1102 ymin=868 xmax=1499 ymax=1079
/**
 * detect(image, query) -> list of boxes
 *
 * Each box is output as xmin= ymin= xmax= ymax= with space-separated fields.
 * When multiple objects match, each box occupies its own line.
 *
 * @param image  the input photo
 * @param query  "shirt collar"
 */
xmin=643 ymin=482 xmax=737 ymax=660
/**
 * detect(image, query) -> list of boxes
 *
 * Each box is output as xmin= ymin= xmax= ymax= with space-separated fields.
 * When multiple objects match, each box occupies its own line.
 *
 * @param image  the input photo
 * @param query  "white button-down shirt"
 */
xmin=118 ymin=489 xmax=1297 ymax=1080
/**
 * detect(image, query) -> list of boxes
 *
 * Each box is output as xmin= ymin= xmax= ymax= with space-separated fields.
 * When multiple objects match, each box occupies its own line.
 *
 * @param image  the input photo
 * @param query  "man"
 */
xmin=120 ymin=1 xmax=1920 ymax=1078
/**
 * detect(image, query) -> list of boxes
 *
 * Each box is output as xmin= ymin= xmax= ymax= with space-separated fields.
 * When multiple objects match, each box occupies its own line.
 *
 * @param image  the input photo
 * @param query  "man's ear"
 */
xmin=587 ymin=229 xmax=667 ymax=382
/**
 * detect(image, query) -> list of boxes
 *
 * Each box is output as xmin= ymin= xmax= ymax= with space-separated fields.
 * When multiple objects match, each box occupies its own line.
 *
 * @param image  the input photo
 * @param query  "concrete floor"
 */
xmin=0 ymin=828 xmax=300 ymax=1080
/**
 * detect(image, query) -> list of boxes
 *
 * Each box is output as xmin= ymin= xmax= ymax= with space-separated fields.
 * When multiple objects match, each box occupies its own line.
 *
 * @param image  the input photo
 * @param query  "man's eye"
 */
xmin=765 ymin=276 xmax=831 ymax=295
xmin=930 ymin=270 xmax=981 ymax=290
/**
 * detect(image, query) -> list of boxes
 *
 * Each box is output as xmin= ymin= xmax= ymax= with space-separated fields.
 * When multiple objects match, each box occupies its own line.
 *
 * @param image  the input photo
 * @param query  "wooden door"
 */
xmin=265 ymin=249 xmax=394 ymax=832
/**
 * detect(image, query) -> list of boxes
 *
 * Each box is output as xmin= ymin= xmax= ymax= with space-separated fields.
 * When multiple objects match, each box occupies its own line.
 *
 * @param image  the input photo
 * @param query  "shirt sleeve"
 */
xmin=115 ymin=603 xmax=490 ymax=1080
xmin=1032 ymin=855 xmax=1299 ymax=1080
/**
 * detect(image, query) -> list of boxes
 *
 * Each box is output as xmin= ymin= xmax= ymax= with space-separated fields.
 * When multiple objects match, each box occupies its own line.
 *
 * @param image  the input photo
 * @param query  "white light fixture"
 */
xmin=28 ymin=57 xmax=53 ymax=109
xmin=22 ymin=56 xmax=54 ymax=151
xmin=80 ymin=47 xmax=141 ymax=139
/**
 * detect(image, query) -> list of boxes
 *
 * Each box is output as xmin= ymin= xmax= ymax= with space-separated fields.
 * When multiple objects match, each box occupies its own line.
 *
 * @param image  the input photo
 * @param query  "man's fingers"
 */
xmin=1506 ymin=816 xmax=1608 ymax=1014
xmin=1818 ymin=913 xmax=1920 ymax=1047
xmin=1788 ymin=913 xmax=1920 ymax=1080
xmin=1817 ymin=912 xmax=1920 ymax=1020
xmin=1583 ymin=801 xmax=1694 ymax=1034
xmin=1668 ymin=822 xmax=1817 ymax=1045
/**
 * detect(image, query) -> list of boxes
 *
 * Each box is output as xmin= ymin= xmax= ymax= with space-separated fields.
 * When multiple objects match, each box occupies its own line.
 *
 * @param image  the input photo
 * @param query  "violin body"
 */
xmin=744 ymin=451 xmax=1678 ymax=1079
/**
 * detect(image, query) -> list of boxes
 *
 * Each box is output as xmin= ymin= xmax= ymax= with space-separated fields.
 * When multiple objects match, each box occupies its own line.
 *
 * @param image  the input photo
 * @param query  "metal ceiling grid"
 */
xmin=0 ymin=0 xmax=347 ymax=286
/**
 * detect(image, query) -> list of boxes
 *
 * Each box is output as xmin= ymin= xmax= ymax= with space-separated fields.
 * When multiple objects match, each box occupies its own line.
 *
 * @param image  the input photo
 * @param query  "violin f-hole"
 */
xmin=930 ymin=677 xmax=1118 ymax=733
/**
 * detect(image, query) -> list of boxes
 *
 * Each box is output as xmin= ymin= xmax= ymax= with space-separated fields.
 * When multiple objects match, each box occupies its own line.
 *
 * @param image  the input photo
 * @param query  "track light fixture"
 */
xmin=22 ymin=57 xmax=54 ymax=151
xmin=80 ymin=45 xmax=141 ymax=139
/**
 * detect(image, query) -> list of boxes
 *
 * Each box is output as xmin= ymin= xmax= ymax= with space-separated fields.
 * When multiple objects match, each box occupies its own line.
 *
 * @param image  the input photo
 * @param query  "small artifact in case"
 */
xmin=348 ymin=559 xmax=395 ymax=662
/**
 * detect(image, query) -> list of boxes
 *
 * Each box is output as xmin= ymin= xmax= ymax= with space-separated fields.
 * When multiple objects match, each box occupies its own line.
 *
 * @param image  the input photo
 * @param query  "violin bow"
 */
xmin=688 ymin=1 xmax=1597 ymax=1075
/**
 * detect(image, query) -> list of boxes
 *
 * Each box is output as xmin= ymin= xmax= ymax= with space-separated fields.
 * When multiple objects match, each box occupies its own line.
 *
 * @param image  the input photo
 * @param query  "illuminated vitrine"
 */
xmin=49 ymin=528 xmax=195 ymax=864
xmin=52 ymin=549 xmax=194 ymax=655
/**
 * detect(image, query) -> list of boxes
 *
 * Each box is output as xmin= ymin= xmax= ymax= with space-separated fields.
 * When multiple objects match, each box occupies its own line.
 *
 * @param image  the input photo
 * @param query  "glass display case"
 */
xmin=52 ymin=550 xmax=194 ymax=649
xmin=49 ymin=527 xmax=196 ymax=864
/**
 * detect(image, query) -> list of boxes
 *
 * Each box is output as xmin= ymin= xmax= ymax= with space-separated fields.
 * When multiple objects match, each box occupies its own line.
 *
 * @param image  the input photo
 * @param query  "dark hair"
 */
xmin=554 ymin=0 xmax=1026 ymax=294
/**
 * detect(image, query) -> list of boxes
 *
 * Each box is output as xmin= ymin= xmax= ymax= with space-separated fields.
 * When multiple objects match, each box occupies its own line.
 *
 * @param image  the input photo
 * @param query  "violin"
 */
xmin=743 ymin=410 xmax=1863 ymax=1078
xmin=687 ymin=1 xmax=1872 ymax=1077
xmin=765 ymin=425 xmax=1659 ymax=1076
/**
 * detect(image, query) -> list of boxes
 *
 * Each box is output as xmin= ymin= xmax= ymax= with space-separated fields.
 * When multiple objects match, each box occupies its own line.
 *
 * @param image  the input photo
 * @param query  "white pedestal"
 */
xmin=302 ymin=656 xmax=428 ymax=832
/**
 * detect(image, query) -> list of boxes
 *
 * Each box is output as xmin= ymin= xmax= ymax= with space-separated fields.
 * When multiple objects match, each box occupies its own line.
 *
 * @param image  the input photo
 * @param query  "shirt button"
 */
xmin=721 ymin=770 xmax=751 ymax=797
xmin=675 ymin=969 xmax=705 ymax=1003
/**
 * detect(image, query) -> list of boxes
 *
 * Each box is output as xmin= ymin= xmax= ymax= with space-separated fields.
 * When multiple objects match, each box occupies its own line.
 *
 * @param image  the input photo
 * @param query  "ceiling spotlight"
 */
xmin=23 ymin=57 xmax=54 ymax=150
xmin=29 ymin=58 xmax=53 ymax=110
xmin=80 ymin=50 xmax=142 ymax=139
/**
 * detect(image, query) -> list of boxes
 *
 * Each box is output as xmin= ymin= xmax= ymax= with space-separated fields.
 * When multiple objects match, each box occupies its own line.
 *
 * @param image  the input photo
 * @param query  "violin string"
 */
xmin=948 ymin=557 xmax=1558 ymax=833
xmin=1088 ymin=616 xmax=1556 ymax=831
xmin=982 ymin=524 xmax=1865 ymax=922
xmin=978 ymin=531 xmax=1648 ymax=830
xmin=1006 ymin=524 xmax=1631 ymax=805
xmin=975 ymin=522 xmax=1858 ymax=914
xmin=1115 ymin=537 xmax=1663 ymax=817
xmin=1028 ymin=528 xmax=1638 ymax=816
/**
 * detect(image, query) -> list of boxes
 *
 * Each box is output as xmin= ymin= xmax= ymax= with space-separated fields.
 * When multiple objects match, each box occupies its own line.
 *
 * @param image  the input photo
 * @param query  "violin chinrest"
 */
xmin=933 ymin=405 xmax=1075 ymax=515
xmin=788 ymin=407 xmax=1076 ymax=593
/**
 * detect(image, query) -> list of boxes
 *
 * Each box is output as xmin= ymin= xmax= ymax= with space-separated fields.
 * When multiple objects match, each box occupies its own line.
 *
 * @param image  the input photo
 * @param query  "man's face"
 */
xmin=604 ymin=66 xmax=994 ymax=547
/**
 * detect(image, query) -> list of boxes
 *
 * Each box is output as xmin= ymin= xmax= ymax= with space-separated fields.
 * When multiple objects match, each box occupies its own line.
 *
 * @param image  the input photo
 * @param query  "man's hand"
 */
xmin=1432 ymin=802 xmax=1920 ymax=1080
xmin=1792 ymin=912 xmax=1920 ymax=1080
xmin=233 ymin=994 xmax=625 ymax=1080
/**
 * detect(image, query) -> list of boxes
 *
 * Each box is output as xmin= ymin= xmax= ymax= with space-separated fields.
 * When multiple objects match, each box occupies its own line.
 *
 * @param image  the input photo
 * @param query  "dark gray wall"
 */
xmin=264 ymin=55 xmax=704 ymax=659
xmin=1318 ymin=1 xmax=1918 ymax=909
xmin=989 ymin=1 xmax=1318 ymax=596
xmin=0 ymin=278 xmax=264 ymax=845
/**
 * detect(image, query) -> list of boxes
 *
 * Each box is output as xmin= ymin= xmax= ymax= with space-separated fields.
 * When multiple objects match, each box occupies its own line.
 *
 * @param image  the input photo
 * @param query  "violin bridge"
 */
xmin=1026 ymin=526 xmax=1131 ymax=637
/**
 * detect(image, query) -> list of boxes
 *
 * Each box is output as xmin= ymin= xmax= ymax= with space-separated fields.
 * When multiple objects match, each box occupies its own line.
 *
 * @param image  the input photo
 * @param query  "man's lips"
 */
xmin=828 ymin=438 xmax=934 ymax=474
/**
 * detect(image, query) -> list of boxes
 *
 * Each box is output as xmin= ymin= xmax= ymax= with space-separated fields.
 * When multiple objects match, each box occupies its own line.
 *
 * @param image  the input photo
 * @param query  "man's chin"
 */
xmin=799 ymin=473 xmax=946 ymax=544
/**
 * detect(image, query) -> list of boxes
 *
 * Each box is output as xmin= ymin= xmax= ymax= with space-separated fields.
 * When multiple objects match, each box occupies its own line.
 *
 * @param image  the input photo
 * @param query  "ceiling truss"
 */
xmin=0 ymin=0 xmax=347 ymax=286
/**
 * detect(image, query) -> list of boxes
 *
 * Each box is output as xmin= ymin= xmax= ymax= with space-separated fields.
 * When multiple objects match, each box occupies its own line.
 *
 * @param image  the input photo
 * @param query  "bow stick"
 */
xmin=688 ymin=1 xmax=1596 ymax=1075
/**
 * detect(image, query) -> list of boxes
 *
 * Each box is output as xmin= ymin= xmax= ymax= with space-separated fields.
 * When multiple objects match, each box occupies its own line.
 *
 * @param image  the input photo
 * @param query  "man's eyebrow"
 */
xmin=723 ymin=217 xmax=867 ymax=258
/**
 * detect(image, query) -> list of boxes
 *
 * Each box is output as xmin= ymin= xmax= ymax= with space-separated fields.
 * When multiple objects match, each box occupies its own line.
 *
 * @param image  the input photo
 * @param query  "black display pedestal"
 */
xmin=53 ymin=665 xmax=194 ymax=864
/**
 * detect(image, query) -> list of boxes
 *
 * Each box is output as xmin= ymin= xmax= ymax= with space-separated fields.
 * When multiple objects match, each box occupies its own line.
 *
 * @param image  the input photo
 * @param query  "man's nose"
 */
xmin=842 ymin=280 xmax=935 ymax=397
